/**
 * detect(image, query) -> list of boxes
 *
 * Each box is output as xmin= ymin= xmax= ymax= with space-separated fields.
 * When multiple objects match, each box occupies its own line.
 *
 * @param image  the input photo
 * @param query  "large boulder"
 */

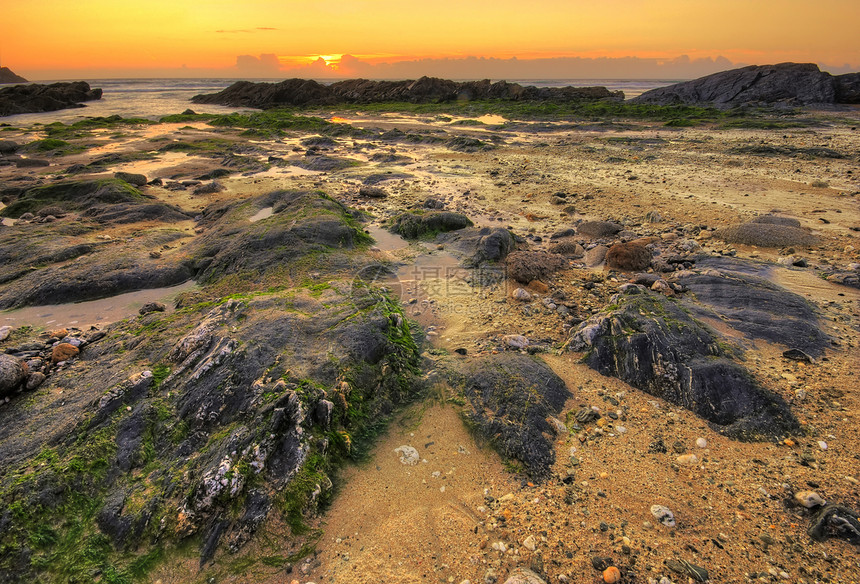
xmin=0 ymin=81 xmax=102 ymax=117
xmin=461 ymin=353 xmax=570 ymax=478
xmin=631 ymin=63 xmax=847 ymax=107
xmin=570 ymin=291 xmax=799 ymax=439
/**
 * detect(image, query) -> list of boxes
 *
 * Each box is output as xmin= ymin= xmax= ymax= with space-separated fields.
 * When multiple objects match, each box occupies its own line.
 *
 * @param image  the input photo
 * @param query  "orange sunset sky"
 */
xmin=2 ymin=0 xmax=858 ymax=80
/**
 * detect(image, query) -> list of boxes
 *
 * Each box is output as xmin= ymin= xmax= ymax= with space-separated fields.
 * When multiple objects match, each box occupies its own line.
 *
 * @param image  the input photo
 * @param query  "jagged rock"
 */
xmin=192 ymin=76 xmax=623 ymax=109
xmin=807 ymin=504 xmax=860 ymax=543
xmin=570 ymin=292 xmax=799 ymax=439
xmin=0 ymin=81 xmax=102 ymax=117
xmin=632 ymin=63 xmax=855 ymax=107
xmin=460 ymin=353 xmax=570 ymax=478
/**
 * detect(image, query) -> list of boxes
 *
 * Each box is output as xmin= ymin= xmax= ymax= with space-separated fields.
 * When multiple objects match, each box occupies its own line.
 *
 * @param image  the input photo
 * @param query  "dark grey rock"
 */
xmin=192 ymin=76 xmax=623 ymax=109
xmin=807 ymin=503 xmax=860 ymax=543
xmin=632 ymin=63 xmax=843 ymax=107
xmin=139 ymin=302 xmax=166 ymax=315
xmin=0 ymin=140 xmax=19 ymax=155
xmin=114 ymin=172 xmax=147 ymax=186
xmin=571 ymin=293 xmax=799 ymax=439
xmin=389 ymin=211 xmax=473 ymax=239
xmin=358 ymin=186 xmax=387 ymax=198
xmin=677 ymin=263 xmax=829 ymax=357
xmin=461 ymin=353 xmax=570 ymax=479
xmin=0 ymin=81 xmax=102 ymax=117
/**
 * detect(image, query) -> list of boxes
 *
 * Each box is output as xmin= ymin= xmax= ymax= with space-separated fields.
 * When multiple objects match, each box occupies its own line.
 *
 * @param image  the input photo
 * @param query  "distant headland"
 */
xmin=0 ymin=67 xmax=28 ymax=84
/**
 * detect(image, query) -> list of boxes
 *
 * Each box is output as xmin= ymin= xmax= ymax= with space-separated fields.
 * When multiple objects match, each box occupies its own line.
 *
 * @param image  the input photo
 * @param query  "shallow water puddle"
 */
xmin=248 ymin=206 xmax=274 ymax=222
xmin=0 ymin=280 xmax=198 ymax=329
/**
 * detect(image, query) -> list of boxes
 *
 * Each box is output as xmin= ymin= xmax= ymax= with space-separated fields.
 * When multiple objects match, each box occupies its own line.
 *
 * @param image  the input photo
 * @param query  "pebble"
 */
xmin=650 ymin=504 xmax=676 ymax=527
xmin=794 ymin=490 xmax=825 ymax=508
xmin=0 ymin=326 xmax=12 ymax=342
xmin=817 ymin=440 xmax=828 ymax=450
xmin=695 ymin=437 xmax=707 ymax=448
xmin=522 ymin=534 xmax=536 ymax=551
xmin=512 ymin=288 xmax=532 ymax=301
xmin=602 ymin=566 xmax=621 ymax=584
xmin=676 ymin=453 xmax=698 ymax=466
xmin=394 ymin=445 xmax=420 ymax=465
xmin=504 ymin=334 xmax=529 ymax=349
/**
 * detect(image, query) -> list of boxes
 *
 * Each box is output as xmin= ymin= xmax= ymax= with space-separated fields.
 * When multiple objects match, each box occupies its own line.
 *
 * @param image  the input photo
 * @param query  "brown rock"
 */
xmin=52 ymin=343 xmax=80 ymax=364
xmin=528 ymin=280 xmax=550 ymax=294
xmin=0 ymin=355 xmax=27 ymax=397
xmin=606 ymin=241 xmax=651 ymax=271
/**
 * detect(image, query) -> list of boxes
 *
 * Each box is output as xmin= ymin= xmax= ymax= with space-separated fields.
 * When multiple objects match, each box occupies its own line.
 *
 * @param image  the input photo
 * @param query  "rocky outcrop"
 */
xmin=570 ymin=289 xmax=799 ymax=439
xmin=460 ymin=353 xmax=570 ymax=479
xmin=631 ymin=63 xmax=859 ymax=107
xmin=192 ymin=76 xmax=624 ymax=109
xmin=0 ymin=81 xmax=102 ymax=116
xmin=0 ymin=67 xmax=27 ymax=84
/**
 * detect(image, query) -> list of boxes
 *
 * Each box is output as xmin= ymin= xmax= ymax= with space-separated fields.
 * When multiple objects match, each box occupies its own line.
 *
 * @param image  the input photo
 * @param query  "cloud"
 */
xmin=271 ymin=53 xmax=743 ymax=80
xmin=216 ymin=27 xmax=278 ymax=33
xmin=235 ymin=54 xmax=282 ymax=74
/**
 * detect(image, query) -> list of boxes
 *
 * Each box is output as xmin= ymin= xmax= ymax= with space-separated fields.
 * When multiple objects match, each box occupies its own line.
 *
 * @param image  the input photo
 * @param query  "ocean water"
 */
xmin=0 ymin=77 xmax=678 ymax=126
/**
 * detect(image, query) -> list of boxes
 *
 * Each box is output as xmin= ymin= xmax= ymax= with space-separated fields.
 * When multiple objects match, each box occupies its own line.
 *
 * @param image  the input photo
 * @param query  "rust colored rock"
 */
xmin=52 ymin=343 xmax=80 ymax=364
xmin=606 ymin=241 xmax=651 ymax=271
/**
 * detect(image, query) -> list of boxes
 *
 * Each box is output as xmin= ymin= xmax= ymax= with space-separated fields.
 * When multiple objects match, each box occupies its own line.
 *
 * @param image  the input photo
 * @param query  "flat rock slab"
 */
xmin=678 ymin=257 xmax=829 ymax=357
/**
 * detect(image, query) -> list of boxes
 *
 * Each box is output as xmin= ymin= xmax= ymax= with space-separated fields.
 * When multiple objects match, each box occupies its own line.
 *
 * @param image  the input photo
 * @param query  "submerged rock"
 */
xmin=570 ymin=292 xmax=799 ymax=439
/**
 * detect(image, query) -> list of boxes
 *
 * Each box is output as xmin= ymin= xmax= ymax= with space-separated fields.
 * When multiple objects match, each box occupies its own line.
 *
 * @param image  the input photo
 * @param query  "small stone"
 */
xmin=665 ymin=559 xmax=708 ymax=582
xmin=504 ymin=334 xmax=529 ymax=349
xmin=0 ymin=326 xmax=13 ymax=341
xmin=676 ymin=454 xmax=699 ymax=466
xmin=394 ymin=445 xmax=420 ymax=465
xmin=139 ymin=302 xmax=166 ymax=315
xmin=650 ymin=504 xmax=676 ymax=527
xmin=783 ymin=348 xmax=813 ymax=363
xmin=501 ymin=567 xmax=546 ymax=584
xmin=817 ymin=440 xmax=827 ymax=450
xmin=25 ymin=372 xmax=46 ymax=391
xmin=794 ymin=490 xmax=825 ymax=508
xmin=522 ymin=535 xmax=536 ymax=551
xmin=695 ymin=437 xmax=708 ymax=449
xmin=512 ymin=288 xmax=532 ymax=301
xmin=602 ymin=566 xmax=621 ymax=584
